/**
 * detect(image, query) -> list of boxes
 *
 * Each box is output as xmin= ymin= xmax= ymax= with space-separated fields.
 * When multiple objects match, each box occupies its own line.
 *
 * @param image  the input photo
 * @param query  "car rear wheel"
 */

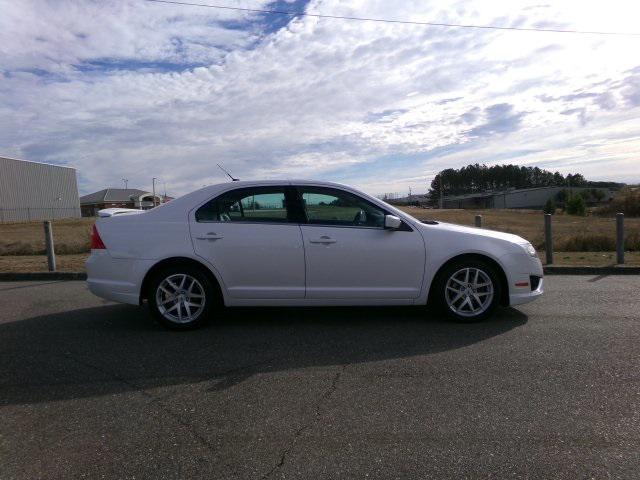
xmin=147 ymin=266 xmax=215 ymax=329
xmin=437 ymin=259 xmax=502 ymax=322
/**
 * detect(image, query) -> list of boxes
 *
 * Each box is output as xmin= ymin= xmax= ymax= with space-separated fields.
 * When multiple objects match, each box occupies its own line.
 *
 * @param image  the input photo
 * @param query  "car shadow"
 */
xmin=1 ymin=304 xmax=527 ymax=405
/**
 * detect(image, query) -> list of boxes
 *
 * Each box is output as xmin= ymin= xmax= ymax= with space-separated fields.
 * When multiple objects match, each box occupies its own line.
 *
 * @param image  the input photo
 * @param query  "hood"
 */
xmin=423 ymin=221 xmax=529 ymax=245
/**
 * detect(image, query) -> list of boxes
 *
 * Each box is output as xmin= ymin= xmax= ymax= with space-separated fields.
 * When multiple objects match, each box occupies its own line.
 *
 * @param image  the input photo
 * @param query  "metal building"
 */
xmin=442 ymin=186 xmax=614 ymax=209
xmin=0 ymin=156 xmax=80 ymax=222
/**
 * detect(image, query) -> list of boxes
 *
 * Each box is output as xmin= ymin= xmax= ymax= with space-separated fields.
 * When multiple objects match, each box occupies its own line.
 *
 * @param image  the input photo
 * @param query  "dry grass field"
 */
xmin=0 ymin=218 xmax=94 ymax=255
xmin=400 ymin=207 xmax=640 ymax=251
xmin=0 ymin=253 xmax=88 ymax=272
xmin=1 ymin=209 xmax=639 ymax=272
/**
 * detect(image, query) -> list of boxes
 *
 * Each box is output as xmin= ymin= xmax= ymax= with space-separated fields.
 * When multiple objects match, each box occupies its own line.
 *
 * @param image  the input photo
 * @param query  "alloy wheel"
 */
xmin=444 ymin=267 xmax=494 ymax=318
xmin=155 ymin=273 xmax=206 ymax=324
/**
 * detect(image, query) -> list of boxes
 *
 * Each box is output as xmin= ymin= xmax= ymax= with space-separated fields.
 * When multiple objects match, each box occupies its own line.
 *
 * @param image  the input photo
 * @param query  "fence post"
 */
xmin=475 ymin=214 xmax=482 ymax=228
xmin=544 ymin=213 xmax=553 ymax=265
xmin=43 ymin=221 xmax=56 ymax=272
xmin=616 ymin=213 xmax=624 ymax=264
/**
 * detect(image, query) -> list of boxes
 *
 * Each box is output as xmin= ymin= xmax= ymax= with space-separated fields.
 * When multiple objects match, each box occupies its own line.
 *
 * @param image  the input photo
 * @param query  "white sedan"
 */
xmin=87 ymin=180 xmax=543 ymax=329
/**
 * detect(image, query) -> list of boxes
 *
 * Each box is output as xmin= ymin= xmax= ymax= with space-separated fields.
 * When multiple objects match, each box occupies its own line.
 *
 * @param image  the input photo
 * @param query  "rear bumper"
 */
xmin=87 ymin=280 xmax=140 ymax=305
xmin=86 ymin=251 xmax=149 ymax=305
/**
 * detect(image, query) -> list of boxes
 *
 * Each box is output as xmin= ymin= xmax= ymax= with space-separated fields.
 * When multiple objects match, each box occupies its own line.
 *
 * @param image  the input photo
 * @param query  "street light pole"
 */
xmin=152 ymin=177 xmax=157 ymax=207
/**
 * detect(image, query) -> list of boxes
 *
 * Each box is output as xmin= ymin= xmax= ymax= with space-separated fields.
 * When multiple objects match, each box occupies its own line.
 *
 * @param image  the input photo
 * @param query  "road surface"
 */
xmin=1 ymin=276 xmax=639 ymax=479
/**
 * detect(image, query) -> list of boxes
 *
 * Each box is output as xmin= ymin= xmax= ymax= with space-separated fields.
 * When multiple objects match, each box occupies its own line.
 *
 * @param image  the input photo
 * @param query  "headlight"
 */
xmin=521 ymin=243 xmax=537 ymax=257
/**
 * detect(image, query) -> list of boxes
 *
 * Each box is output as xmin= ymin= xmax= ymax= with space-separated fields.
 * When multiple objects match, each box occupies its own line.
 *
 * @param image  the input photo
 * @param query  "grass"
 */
xmin=538 ymin=251 xmax=640 ymax=266
xmin=1 ymin=209 xmax=639 ymax=272
xmin=0 ymin=218 xmax=94 ymax=255
xmin=0 ymin=253 xmax=89 ymax=273
xmin=597 ymin=186 xmax=640 ymax=217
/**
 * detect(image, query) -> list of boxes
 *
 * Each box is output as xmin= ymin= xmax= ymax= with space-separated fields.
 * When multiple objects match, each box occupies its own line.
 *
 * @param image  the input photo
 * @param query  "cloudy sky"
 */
xmin=1 ymin=0 xmax=640 ymax=196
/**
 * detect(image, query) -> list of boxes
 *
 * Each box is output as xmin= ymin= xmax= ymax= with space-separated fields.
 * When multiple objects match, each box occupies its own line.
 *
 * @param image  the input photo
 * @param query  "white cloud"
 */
xmin=1 ymin=0 xmax=640 ymax=197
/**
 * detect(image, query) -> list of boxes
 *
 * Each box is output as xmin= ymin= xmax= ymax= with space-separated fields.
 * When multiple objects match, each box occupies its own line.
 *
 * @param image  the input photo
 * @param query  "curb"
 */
xmin=0 ymin=272 xmax=87 ymax=281
xmin=543 ymin=266 xmax=640 ymax=275
xmin=0 ymin=267 xmax=638 ymax=282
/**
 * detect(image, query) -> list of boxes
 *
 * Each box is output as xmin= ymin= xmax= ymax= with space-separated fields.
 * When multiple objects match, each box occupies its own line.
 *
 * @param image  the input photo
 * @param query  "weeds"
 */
xmin=597 ymin=187 xmax=640 ymax=217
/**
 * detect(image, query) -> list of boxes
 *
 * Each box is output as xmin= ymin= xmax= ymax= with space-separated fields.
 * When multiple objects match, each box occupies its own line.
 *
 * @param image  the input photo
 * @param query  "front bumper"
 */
xmin=509 ymin=276 xmax=544 ymax=306
xmin=500 ymin=252 xmax=544 ymax=307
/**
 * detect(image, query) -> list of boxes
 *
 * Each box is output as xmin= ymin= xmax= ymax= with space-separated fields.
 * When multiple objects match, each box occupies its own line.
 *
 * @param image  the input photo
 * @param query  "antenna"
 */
xmin=217 ymin=163 xmax=239 ymax=182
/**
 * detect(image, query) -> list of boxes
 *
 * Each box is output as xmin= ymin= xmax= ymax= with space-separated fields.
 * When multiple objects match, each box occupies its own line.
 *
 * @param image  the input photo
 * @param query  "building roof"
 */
xmin=0 ymin=155 xmax=76 ymax=170
xmin=443 ymin=191 xmax=494 ymax=201
xmin=80 ymin=188 xmax=150 ymax=204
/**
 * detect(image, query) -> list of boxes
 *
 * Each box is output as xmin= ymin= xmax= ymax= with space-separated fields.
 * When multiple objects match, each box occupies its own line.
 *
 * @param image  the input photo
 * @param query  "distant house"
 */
xmin=80 ymin=188 xmax=171 ymax=217
xmin=442 ymin=186 xmax=615 ymax=209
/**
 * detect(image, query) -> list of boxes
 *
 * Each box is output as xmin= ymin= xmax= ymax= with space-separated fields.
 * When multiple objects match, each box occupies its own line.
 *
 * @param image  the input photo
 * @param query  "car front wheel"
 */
xmin=147 ymin=266 xmax=215 ymax=329
xmin=437 ymin=259 xmax=502 ymax=322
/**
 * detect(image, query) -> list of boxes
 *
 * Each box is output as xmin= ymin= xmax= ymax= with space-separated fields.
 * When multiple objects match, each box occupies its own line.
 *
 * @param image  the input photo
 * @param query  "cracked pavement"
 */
xmin=1 ymin=276 xmax=640 ymax=479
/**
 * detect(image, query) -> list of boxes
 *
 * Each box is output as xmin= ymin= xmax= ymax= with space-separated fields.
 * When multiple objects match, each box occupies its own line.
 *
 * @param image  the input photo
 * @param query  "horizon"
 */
xmin=1 ymin=152 xmax=631 ymax=198
xmin=2 ymin=0 xmax=640 ymax=197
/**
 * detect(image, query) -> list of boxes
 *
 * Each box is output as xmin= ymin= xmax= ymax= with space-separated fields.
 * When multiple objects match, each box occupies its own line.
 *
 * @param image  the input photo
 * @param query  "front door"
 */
xmin=297 ymin=186 xmax=425 ymax=299
xmin=190 ymin=186 xmax=305 ymax=299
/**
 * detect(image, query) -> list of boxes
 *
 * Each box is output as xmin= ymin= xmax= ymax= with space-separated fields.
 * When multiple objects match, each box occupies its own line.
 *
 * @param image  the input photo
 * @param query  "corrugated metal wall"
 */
xmin=0 ymin=156 xmax=81 ymax=222
xmin=503 ymin=187 xmax=564 ymax=209
xmin=502 ymin=187 xmax=613 ymax=209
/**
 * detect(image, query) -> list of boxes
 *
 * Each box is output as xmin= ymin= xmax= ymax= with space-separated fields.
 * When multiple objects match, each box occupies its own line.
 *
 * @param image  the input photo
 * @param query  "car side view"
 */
xmin=86 ymin=180 xmax=543 ymax=329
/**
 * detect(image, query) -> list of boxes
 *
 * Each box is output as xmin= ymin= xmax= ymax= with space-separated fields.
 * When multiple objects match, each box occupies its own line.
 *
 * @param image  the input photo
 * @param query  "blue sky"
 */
xmin=1 ymin=0 xmax=640 ymax=196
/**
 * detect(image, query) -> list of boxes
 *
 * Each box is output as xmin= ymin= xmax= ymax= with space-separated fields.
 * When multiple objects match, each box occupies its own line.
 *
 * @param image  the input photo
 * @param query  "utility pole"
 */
xmin=122 ymin=178 xmax=128 ymax=190
xmin=152 ymin=177 xmax=157 ymax=207
xmin=163 ymin=182 xmax=167 ymax=204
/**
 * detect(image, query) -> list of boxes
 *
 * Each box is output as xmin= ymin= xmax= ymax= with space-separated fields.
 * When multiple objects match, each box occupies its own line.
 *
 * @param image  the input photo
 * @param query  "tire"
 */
xmin=435 ymin=258 xmax=502 ymax=323
xmin=147 ymin=265 xmax=217 ymax=330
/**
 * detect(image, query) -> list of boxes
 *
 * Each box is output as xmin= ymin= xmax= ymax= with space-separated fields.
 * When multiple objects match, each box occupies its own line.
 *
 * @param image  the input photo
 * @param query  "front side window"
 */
xmin=196 ymin=187 xmax=290 ymax=223
xmin=300 ymin=187 xmax=386 ymax=228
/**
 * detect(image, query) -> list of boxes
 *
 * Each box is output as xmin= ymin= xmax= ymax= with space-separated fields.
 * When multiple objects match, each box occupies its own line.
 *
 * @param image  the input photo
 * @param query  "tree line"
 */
xmin=427 ymin=164 xmax=623 ymax=205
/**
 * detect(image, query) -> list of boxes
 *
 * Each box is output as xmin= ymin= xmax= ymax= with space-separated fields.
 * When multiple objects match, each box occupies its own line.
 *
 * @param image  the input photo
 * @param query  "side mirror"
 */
xmin=384 ymin=214 xmax=402 ymax=229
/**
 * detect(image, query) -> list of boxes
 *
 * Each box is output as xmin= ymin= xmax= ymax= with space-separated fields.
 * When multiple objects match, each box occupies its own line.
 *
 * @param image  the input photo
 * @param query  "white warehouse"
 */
xmin=0 ymin=156 xmax=81 ymax=222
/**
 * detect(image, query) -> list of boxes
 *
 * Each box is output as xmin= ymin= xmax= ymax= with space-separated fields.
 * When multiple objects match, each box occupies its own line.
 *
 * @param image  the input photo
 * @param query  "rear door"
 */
xmin=190 ymin=186 xmax=305 ymax=299
xmin=296 ymin=186 xmax=426 ymax=299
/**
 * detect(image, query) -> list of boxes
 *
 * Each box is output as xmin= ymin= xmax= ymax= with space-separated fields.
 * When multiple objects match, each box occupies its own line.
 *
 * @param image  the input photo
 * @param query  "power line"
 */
xmin=144 ymin=0 xmax=640 ymax=37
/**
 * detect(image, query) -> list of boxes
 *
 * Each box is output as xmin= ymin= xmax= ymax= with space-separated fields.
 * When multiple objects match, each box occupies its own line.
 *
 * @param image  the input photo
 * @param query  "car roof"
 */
xmin=202 ymin=179 xmax=350 ymax=188
xmin=116 ymin=179 xmax=413 ymax=225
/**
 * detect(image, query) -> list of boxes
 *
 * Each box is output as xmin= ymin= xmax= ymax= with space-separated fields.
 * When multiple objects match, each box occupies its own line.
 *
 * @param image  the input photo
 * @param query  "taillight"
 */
xmin=90 ymin=225 xmax=106 ymax=250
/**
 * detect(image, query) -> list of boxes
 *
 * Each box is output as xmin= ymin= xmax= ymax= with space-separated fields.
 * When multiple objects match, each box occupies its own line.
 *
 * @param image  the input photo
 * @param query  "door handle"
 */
xmin=309 ymin=236 xmax=336 ymax=244
xmin=196 ymin=232 xmax=224 ymax=240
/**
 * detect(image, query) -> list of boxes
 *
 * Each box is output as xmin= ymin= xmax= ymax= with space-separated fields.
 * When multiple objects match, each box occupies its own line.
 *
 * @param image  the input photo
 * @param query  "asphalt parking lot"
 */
xmin=1 ymin=276 xmax=639 ymax=479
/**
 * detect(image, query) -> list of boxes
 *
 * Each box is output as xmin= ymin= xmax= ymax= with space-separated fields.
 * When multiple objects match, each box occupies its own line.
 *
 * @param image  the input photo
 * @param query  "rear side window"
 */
xmin=196 ymin=187 xmax=291 ymax=223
